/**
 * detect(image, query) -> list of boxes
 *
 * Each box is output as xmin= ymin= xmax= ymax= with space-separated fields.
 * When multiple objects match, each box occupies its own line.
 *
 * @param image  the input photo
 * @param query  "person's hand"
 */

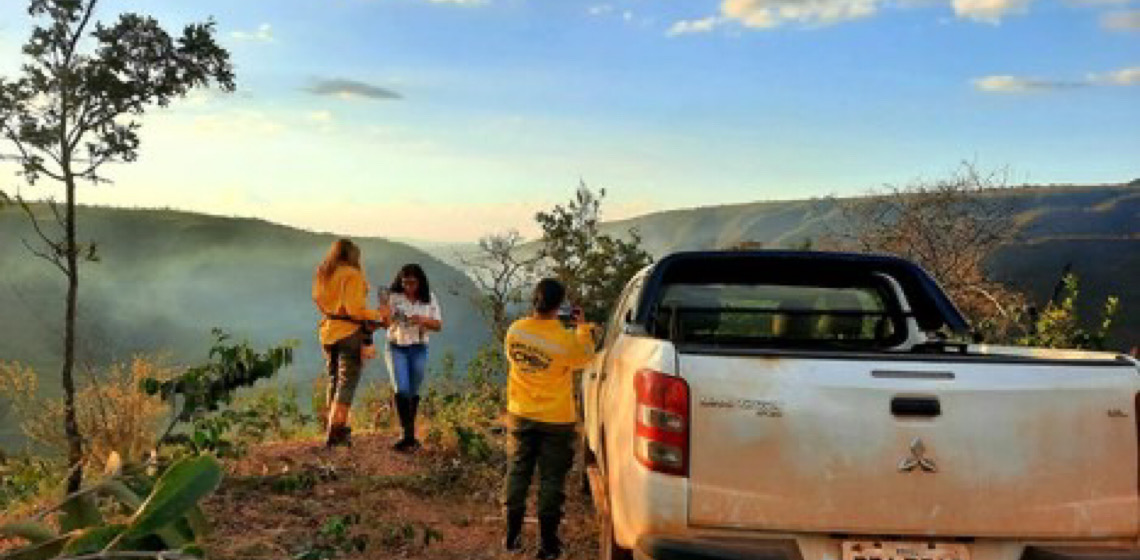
xmin=362 ymin=345 xmax=378 ymax=361
xmin=410 ymin=314 xmax=429 ymax=326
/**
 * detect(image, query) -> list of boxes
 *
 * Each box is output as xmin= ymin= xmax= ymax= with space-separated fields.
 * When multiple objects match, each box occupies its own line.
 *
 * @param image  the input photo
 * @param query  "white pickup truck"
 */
xmin=581 ymin=251 xmax=1140 ymax=560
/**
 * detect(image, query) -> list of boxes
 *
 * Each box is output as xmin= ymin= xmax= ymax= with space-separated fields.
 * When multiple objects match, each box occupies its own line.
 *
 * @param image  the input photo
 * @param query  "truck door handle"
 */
xmin=891 ymin=397 xmax=941 ymax=417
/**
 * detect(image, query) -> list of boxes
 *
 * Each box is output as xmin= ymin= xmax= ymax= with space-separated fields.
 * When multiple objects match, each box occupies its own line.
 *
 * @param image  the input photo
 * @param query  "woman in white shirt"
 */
xmin=382 ymin=263 xmax=442 ymax=451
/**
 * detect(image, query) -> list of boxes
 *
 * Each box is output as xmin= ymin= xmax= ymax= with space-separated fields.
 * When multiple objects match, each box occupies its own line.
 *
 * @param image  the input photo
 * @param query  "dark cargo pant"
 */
xmin=324 ymin=329 xmax=365 ymax=406
xmin=501 ymin=415 xmax=576 ymax=520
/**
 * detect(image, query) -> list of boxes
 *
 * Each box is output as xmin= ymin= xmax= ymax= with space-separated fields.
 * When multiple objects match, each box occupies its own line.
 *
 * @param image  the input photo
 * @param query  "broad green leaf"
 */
xmin=120 ymin=455 xmax=222 ymax=543
xmin=99 ymin=480 xmax=143 ymax=511
xmin=0 ymin=522 xmax=56 ymax=544
xmin=155 ymin=524 xmax=189 ymax=549
xmin=181 ymin=543 xmax=206 ymax=558
xmin=61 ymin=524 xmax=126 ymax=555
xmin=0 ymin=531 xmax=74 ymax=560
xmin=59 ymin=493 xmax=104 ymax=532
xmin=185 ymin=505 xmax=211 ymax=538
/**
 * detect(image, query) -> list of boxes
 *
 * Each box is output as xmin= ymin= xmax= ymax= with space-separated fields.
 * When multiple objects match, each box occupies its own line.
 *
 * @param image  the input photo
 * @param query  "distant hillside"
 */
xmin=596 ymin=184 xmax=1140 ymax=348
xmin=0 ymin=206 xmax=489 ymax=447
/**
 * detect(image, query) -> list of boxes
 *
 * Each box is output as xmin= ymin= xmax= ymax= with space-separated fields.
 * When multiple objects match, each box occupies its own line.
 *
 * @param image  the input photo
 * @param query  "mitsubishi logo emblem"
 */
xmin=898 ymin=437 xmax=937 ymax=473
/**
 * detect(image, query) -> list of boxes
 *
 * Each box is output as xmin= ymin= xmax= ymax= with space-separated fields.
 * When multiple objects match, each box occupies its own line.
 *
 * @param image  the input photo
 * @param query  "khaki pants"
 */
xmin=501 ymin=415 xmax=575 ymax=520
xmin=324 ymin=329 xmax=365 ymax=407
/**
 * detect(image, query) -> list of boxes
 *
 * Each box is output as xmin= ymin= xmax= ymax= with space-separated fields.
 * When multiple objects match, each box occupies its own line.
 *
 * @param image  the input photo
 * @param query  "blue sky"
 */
xmin=1 ymin=0 xmax=1137 ymax=241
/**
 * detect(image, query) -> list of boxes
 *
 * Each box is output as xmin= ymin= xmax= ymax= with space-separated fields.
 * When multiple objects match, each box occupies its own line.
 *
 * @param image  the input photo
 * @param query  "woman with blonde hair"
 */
xmin=312 ymin=239 xmax=389 ymax=447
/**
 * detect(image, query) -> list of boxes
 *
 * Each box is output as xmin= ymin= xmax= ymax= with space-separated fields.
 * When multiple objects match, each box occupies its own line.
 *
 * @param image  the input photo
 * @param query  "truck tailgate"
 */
xmin=684 ymin=353 xmax=1139 ymax=538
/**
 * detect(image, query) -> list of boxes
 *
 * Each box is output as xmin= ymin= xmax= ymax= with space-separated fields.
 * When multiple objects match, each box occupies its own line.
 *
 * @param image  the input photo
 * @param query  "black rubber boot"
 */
xmin=535 ymin=515 xmax=562 ymax=560
xmin=407 ymin=395 xmax=421 ymax=449
xmin=504 ymin=509 xmax=525 ymax=552
xmin=325 ymin=424 xmax=350 ymax=448
xmin=393 ymin=395 xmax=413 ymax=451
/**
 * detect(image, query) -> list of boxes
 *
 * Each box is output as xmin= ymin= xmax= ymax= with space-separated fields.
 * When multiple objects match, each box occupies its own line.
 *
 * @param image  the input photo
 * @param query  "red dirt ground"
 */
xmin=201 ymin=432 xmax=600 ymax=560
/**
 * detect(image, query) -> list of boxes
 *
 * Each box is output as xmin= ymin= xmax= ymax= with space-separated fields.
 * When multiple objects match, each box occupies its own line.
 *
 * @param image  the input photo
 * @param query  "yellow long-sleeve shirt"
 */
xmin=312 ymin=265 xmax=381 ymax=346
xmin=504 ymin=317 xmax=596 ymax=424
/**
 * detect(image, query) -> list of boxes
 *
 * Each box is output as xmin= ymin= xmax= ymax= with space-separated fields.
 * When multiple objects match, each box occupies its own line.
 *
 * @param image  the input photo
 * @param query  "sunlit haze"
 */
xmin=1 ymin=0 xmax=1137 ymax=241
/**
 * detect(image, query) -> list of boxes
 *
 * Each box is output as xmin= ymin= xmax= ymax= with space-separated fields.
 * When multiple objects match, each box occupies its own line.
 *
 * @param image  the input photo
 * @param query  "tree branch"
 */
xmin=65 ymin=0 xmax=100 ymax=65
xmin=1 ymin=124 xmax=67 ymax=183
xmin=15 ymin=196 xmax=68 ymax=275
xmin=21 ymin=237 xmax=68 ymax=275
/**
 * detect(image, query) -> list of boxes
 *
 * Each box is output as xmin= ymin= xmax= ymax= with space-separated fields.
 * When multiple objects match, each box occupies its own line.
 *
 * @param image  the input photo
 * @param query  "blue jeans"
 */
xmin=388 ymin=343 xmax=428 ymax=397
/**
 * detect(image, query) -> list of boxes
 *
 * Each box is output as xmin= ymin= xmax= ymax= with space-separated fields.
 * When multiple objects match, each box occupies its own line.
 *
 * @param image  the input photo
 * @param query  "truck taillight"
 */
xmin=634 ymin=369 xmax=689 ymax=476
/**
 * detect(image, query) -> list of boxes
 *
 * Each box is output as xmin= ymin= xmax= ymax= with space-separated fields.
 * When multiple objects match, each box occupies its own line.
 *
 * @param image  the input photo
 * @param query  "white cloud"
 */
xmin=588 ymin=4 xmax=614 ymax=16
xmin=230 ymin=23 xmax=274 ymax=43
xmin=694 ymin=0 xmax=1124 ymax=31
xmin=1102 ymin=10 xmax=1140 ymax=30
xmin=623 ymin=10 xmax=634 ymax=21
xmin=667 ymin=17 xmax=723 ymax=36
xmin=720 ymin=0 xmax=880 ymax=29
xmin=1090 ymin=66 xmax=1140 ymax=85
xmin=952 ymin=0 xmax=1032 ymax=22
xmin=974 ymin=66 xmax=1140 ymax=93
xmin=972 ymin=75 xmax=1068 ymax=92
xmin=427 ymin=0 xmax=486 ymax=5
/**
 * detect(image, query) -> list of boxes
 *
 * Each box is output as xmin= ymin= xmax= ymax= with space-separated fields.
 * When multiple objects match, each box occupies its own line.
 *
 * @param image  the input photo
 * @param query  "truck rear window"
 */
xmin=653 ymin=283 xmax=905 ymax=349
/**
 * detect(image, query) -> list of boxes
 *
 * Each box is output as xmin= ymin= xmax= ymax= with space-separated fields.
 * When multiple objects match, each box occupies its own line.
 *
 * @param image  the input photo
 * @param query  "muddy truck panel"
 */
xmin=581 ymin=251 xmax=1140 ymax=560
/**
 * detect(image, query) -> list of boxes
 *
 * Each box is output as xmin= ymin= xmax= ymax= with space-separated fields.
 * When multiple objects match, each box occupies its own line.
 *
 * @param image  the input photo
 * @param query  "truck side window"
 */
xmin=604 ymin=278 xmax=642 ymax=351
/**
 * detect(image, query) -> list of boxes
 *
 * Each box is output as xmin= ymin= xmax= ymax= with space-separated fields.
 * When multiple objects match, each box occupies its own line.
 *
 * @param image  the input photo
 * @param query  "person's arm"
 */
xmin=410 ymin=295 xmax=442 ymax=331
xmin=564 ymin=308 xmax=598 ymax=368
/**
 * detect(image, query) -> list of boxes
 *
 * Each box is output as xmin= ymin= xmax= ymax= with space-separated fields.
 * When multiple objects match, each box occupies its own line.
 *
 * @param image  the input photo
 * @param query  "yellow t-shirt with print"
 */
xmin=504 ymin=317 xmax=596 ymax=424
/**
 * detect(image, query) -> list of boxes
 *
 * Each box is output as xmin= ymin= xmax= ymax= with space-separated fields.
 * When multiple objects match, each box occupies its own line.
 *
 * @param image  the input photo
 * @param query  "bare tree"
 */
xmin=459 ymin=230 xmax=540 ymax=342
xmin=829 ymin=163 xmax=1025 ymax=339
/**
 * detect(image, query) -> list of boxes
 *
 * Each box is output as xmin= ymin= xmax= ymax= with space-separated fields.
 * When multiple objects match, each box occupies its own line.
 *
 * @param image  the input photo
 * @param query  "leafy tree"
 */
xmin=534 ymin=182 xmax=653 ymax=323
xmin=0 ymin=0 xmax=235 ymax=492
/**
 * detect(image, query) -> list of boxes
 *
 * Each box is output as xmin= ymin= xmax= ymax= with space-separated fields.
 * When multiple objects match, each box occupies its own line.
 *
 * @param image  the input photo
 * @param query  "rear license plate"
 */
xmin=842 ymin=541 xmax=970 ymax=560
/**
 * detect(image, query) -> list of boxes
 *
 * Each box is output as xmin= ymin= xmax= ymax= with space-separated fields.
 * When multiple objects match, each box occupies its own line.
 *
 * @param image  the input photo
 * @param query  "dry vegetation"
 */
xmin=0 ymin=357 xmax=175 ymax=470
xmin=1 ymin=352 xmax=601 ymax=560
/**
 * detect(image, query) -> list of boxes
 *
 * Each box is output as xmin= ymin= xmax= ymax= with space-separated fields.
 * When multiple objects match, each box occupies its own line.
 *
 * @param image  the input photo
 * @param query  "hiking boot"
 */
xmin=535 ymin=515 xmax=562 ymax=559
xmin=392 ymin=395 xmax=415 ymax=451
xmin=325 ymin=424 xmax=351 ymax=448
xmin=407 ymin=395 xmax=422 ymax=448
xmin=504 ymin=509 xmax=525 ymax=552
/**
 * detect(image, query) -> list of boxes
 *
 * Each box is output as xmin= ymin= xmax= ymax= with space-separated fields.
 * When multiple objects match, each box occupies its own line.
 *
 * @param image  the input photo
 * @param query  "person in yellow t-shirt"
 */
xmin=501 ymin=278 xmax=597 ymax=559
xmin=312 ymin=239 xmax=389 ymax=448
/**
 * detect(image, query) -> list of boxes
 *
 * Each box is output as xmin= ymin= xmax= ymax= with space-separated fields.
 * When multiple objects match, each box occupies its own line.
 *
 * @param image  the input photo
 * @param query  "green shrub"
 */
xmin=0 ymin=454 xmax=60 ymax=514
xmin=1018 ymin=273 xmax=1120 ymax=350
xmin=142 ymin=329 xmax=298 ymax=458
